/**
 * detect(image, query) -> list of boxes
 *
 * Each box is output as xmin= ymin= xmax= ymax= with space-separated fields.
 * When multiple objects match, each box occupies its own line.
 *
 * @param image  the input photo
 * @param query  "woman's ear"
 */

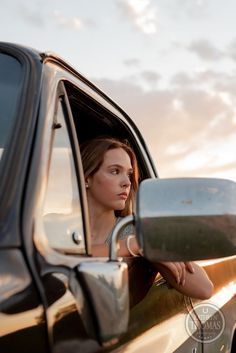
xmin=85 ymin=177 xmax=90 ymax=188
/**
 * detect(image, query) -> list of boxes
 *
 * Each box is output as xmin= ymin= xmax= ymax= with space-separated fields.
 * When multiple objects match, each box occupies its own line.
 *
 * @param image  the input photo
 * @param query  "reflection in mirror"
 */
xmin=136 ymin=178 xmax=236 ymax=261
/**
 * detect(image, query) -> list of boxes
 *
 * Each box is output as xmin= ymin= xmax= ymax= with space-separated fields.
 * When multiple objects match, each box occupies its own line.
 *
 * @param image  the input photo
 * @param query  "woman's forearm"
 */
xmin=154 ymin=261 xmax=214 ymax=299
xmin=91 ymin=238 xmax=214 ymax=300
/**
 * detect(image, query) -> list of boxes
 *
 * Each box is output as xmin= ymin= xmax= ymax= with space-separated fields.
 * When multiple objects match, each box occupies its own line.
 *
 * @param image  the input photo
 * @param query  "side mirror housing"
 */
xmin=136 ymin=178 xmax=236 ymax=261
xmin=76 ymin=260 xmax=129 ymax=346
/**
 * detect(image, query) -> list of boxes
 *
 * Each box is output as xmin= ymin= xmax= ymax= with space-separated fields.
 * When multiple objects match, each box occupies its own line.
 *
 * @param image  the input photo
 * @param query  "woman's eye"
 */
xmin=128 ymin=172 xmax=133 ymax=180
xmin=111 ymin=169 xmax=119 ymax=175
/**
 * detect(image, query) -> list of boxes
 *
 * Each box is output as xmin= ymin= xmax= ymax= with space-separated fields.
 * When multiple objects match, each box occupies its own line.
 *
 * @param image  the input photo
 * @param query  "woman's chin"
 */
xmin=114 ymin=201 xmax=126 ymax=210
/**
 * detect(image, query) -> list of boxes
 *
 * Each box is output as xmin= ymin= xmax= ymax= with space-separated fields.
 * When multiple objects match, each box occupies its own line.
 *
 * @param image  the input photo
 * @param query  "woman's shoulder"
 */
xmin=105 ymin=217 xmax=135 ymax=244
xmin=117 ymin=217 xmax=135 ymax=239
xmin=120 ymin=224 xmax=135 ymax=238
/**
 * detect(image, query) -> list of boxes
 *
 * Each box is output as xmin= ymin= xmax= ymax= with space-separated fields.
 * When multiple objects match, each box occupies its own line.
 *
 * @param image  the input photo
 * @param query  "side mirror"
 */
xmin=136 ymin=178 xmax=236 ymax=262
xmin=76 ymin=260 xmax=129 ymax=346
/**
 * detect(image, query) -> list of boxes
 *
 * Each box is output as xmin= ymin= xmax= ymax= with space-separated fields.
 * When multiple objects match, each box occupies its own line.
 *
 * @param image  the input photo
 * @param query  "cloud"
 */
xmin=140 ymin=70 xmax=161 ymax=85
xmin=174 ymin=135 xmax=236 ymax=177
xmin=166 ymin=0 xmax=209 ymax=19
xmin=15 ymin=1 xmax=97 ymax=30
xmin=108 ymin=70 xmax=161 ymax=89
xmin=187 ymin=39 xmax=223 ymax=61
xmin=227 ymin=38 xmax=236 ymax=62
xmin=196 ymin=69 xmax=225 ymax=83
xmin=93 ymin=76 xmax=236 ymax=180
xmin=171 ymin=69 xmax=236 ymax=94
xmin=186 ymin=37 xmax=236 ymax=64
xmin=17 ymin=2 xmax=45 ymax=27
xmin=52 ymin=10 xmax=97 ymax=31
xmin=214 ymin=75 xmax=236 ymax=97
xmin=117 ymin=0 xmax=158 ymax=34
xmin=53 ymin=11 xmax=84 ymax=30
xmin=123 ymin=58 xmax=141 ymax=67
xmin=171 ymin=72 xmax=195 ymax=86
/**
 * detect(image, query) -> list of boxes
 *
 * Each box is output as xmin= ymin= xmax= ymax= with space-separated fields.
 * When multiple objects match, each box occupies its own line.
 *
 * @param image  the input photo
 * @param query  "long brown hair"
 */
xmin=80 ymin=136 xmax=139 ymax=216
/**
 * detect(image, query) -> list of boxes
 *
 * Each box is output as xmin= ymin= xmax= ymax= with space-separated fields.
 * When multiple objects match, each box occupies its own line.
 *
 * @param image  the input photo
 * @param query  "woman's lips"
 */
xmin=118 ymin=192 xmax=128 ymax=200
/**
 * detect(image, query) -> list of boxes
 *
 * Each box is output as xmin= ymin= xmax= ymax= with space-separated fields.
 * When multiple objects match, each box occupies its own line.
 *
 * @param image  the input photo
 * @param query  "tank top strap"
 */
xmin=105 ymin=217 xmax=135 ymax=244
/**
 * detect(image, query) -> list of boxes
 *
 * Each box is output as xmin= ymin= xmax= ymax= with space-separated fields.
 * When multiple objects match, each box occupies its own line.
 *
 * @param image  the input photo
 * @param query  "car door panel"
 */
xmin=37 ymin=261 xmax=101 ymax=352
xmin=0 ymin=250 xmax=47 ymax=353
xmin=195 ymin=258 xmax=236 ymax=353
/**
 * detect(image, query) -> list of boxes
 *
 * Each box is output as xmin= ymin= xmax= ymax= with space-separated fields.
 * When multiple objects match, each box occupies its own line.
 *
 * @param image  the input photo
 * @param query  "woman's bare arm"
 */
xmin=126 ymin=237 xmax=214 ymax=299
xmin=91 ymin=236 xmax=214 ymax=300
xmin=154 ymin=261 xmax=214 ymax=299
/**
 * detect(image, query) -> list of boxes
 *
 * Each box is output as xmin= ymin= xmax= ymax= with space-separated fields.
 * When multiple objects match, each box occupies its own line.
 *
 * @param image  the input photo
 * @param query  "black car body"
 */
xmin=0 ymin=42 xmax=236 ymax=353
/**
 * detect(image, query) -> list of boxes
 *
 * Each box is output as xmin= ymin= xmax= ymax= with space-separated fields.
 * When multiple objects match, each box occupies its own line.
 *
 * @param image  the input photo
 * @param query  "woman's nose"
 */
xmin=122 ymin=174 xmax=131 ymax=187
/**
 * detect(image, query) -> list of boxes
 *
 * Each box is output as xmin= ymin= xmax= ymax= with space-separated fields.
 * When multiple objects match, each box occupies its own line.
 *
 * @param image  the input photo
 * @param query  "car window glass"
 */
xmin=0 ymin=53 xmax=22 ymax=163
xmin=42 ymin=99 xmax=85 ymax=254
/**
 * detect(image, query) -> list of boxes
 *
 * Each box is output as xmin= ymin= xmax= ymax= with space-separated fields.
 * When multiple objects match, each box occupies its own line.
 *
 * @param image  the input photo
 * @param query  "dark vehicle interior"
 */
xmin=64 ymin=81 xmax=152 ymax=182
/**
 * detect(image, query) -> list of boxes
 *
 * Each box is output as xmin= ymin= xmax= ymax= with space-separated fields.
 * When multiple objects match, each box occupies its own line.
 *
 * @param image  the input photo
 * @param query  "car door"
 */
xmin=192 ymin=258 xmax=236 ymax=353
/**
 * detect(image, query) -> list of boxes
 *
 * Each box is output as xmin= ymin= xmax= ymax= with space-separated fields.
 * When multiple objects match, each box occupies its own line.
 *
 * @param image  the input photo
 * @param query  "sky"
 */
xmin=1 ymin=0 xmax=236 ymax=181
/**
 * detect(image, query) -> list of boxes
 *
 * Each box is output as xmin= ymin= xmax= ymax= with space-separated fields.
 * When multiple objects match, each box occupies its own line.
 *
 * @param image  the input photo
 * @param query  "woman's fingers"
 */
xmin=175 ymin=262 xmax=186 ymax=286
xmin=158 ymin=262 xmax=180 ymax=284
xmin=172 ymin=262 xmax=180 ymax=284
xmin=176 ymin=262 xmax=195 ymax=286
xmin=172 ymin=263 xmax=181 ymax=284
xmin=166 ymin=262 xmax=184 ymax=285
xmin=185 ymin=261 xmax=195 ymax=273
xmin=181 ymin=263 xmax=186 ymax=286
xmin=157 ymin=261 xmax=194 ymax=286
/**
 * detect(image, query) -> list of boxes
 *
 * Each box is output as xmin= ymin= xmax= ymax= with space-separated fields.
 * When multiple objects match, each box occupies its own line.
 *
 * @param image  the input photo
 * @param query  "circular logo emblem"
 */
xmin=185 ymin=303 xmax=225 ymax=343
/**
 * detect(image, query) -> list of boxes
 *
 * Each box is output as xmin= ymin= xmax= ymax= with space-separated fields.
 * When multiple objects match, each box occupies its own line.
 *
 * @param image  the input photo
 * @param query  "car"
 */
xmin=0 ymin=41 xmax=236 ymax=353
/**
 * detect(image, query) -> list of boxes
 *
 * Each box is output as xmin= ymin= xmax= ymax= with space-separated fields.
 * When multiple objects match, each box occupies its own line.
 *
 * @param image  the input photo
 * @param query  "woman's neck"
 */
xmin=88 ymin=208 xmax=117 ymax=244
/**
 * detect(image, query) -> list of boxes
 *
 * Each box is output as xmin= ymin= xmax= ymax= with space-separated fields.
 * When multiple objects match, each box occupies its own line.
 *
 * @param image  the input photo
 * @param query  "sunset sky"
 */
xmin=1 ymin=0 xmax=236 ymax=181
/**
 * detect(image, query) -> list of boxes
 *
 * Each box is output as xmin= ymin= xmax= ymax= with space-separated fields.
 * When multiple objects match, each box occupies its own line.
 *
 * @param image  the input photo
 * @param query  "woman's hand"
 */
xmin=155 ymin=261 xmax=194 ymax=286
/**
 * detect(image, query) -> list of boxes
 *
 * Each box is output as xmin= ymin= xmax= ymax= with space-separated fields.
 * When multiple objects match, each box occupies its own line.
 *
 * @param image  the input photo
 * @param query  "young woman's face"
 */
xmin=87 ymin=148 xmax=133 ymax=212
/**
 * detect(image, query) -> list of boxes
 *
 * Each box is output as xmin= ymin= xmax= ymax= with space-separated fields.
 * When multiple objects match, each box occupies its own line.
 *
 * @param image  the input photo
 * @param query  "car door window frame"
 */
xmin=34 ymin=81 xmax=91 ymax=263
xmin=43 ymin=100 xmax=84 ymax=255
xmin=63 ymin=84 xmax=91 ymax=255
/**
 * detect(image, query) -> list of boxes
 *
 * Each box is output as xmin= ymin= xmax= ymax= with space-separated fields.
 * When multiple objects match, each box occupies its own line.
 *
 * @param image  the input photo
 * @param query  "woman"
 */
xmin=80 ymin=136 xmax=213 ymax=300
